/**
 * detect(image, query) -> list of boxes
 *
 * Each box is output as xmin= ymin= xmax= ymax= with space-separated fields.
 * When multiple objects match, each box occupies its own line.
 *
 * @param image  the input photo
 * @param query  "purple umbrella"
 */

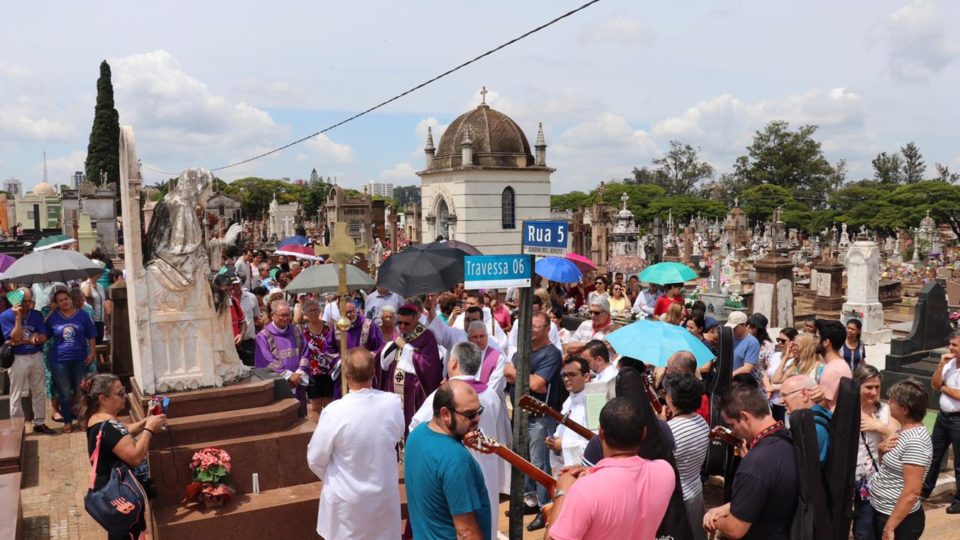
xmin=0 ymin=254 xmax=15 ymax=273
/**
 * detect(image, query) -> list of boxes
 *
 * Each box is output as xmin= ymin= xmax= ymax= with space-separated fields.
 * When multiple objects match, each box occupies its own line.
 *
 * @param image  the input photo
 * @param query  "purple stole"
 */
xmin=478 ymin=346 xmax=500 ymax=386
xmin=464 ymin=378 xmax=488 ymax=395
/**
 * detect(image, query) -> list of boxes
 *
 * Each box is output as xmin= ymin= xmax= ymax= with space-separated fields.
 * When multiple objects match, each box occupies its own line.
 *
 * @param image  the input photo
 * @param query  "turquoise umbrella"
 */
xmin=606 ymin=319 xmax=715 ymax=367
xmin=638 ymin=261 xmax=697 ymax=285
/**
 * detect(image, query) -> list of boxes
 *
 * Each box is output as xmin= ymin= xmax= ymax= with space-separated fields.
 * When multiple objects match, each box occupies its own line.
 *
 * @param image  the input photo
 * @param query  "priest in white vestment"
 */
xmin=409 ymin=341 xmax=508 ymax=536
xmin=546 ymin=357 xmax=594 ymax=468
xmin=307 ymin=348 xmax=404 ymax=540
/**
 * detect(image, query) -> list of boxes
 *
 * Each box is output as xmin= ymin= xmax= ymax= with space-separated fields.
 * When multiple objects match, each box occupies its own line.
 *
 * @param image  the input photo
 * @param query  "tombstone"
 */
xmin=813 ymin=259 xmax=845 ymax=311
xmin=776 ymin=278 xmax=794 ymax=328
xmin=841 ymin=238 xmax=891 ymax=345
xmin=883 ymin=281 xmax=954 ymax=408
xmin=752 ymin=250 xmax=794 ymax=327
xmin=753 ymin=282 xmax=774 ymax=321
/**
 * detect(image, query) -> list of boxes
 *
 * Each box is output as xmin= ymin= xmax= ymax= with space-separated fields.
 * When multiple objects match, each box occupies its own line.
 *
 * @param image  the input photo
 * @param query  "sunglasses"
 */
xmin=561 ymin=371 xmax=585 ymax=379
xmin=776 ymin=338 xmax=788 ymax=344
xmin=589 ymin=311 xmax=603 ymax=317
xmin=452 ymin=405 xmax=484 ymax=420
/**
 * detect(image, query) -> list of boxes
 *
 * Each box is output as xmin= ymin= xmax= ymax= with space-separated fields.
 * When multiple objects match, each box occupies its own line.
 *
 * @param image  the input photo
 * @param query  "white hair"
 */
xmin=589 ymin=295 xmax=610 ymax=313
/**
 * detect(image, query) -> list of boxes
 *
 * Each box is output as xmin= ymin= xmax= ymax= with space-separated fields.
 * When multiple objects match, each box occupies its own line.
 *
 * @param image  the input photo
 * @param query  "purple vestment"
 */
xmin=382 ymin=325 xmax=443 ymax=429
xmin=255 ymin=322 xmax=308 ymax=414
xmin=325 ymin=314 xmax=384 ymax=398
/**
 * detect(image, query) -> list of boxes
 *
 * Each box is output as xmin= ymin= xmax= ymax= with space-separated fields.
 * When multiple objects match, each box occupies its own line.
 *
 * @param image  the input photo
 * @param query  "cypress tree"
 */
xmin=84 ymin=60 xmax=120 ymax=186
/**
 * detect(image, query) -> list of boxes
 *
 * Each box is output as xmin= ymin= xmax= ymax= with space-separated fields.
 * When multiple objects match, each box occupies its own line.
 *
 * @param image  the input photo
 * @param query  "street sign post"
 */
xmin=463 ymin=254 xmax=531 ymax=290
xmin=522 ymin=220 xmax=569 ymax=256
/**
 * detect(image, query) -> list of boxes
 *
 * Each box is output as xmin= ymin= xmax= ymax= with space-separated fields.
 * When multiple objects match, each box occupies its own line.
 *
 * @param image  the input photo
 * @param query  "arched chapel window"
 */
xmin=501 ymin=187 xmax=515 ymax=230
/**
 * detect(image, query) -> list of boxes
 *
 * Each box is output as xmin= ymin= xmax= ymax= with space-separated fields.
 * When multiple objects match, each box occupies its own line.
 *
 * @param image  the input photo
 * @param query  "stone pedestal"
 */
xmin=752 ymin=254 xmax=794 ymax=327
xmin=813 ymin=260 xmax=845 ymax=312
xmin=76 ymin=212 xmax=98 ymax=254
xmin=842 ymin=239 xmax=890 ymax=344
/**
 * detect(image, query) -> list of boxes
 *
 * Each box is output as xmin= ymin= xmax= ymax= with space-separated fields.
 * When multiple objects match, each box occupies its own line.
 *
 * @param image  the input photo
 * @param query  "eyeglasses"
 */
xmin=589 ymin=311 xmax=604 ymax=317
xmin=561 ymin=371 xmax=585 ymax=379
xmin=776 ymin=338 xmax=788 ymax=344
xmin=780 ymin=388 xmax=804 ymax=399
xmin=113 ymin=389 xmax=126 ymax=398
xmin=452 ymin=405 xmax=484 ymax=420
xmin=595 ymin=281 xmax=603 ymax=285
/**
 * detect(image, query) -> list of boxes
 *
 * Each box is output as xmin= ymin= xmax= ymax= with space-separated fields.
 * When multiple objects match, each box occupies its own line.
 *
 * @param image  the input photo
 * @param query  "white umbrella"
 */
xmin=0 ymin=250 xmax=103 ymax=284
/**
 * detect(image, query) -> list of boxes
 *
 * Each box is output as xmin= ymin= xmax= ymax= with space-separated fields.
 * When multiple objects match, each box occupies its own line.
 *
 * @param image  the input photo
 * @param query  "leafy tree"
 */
xmin=309 ymin=168 xmax=320 ymax=183
xmin=550 ymin=191 xmax=591 ymax=211
xmin=872 ymin=152 xmax=903 ymax=183
xmin=698 ymin=173 xmax=746 ymax=206
xmin=739 ymin=183 xmax=793 ymax=222
xmin=935 ymin=163 xmax=960 ymax=183
xmin=392 ymin=185 xmax=421 ymax=206
xmin=627 ymin=141 xmax=714 ymax=195
xmin=900 ymin=142 xmax=925 ymax=183
xmin=887 ymin=180 xmax=960 ymax=238
xmin=84 ymin=61 xmax=121 ymax=186
xmin=733 ymin=121 xmax=834 ymax=208
xmin=301 ymin=179 xmax=331 ymax=220
xmin=228 ymin=177 xmax=303 ymax=218
xmin=645 ymin=195 xmax=726 ymax=223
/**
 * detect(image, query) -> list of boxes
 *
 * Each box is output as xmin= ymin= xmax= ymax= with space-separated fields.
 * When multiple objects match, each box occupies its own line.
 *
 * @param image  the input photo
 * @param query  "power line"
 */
xmin=151 ymin=0 xmax=601 ymax=174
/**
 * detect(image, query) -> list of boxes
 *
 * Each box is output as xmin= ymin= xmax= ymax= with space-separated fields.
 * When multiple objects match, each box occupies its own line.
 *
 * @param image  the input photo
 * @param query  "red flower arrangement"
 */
xmin=183 ymin=447 xmax=235 ymax=508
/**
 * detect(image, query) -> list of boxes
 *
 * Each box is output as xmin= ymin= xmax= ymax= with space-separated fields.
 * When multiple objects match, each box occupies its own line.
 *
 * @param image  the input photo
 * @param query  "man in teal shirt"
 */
xmin=405 ymin=379 xmax=491 ymax=540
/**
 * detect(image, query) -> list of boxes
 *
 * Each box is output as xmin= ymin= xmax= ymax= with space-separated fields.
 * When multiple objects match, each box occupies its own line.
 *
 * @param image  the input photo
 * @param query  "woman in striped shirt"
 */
xmin=868 ymin=379 xmax=932 ymax=540
xmin=663 ymin=372 xmax=710 ymax=540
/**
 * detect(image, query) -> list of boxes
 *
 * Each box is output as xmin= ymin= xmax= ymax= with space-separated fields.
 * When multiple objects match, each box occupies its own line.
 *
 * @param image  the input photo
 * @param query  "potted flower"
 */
xmin=183 ymin=447 xmax=235 ymax=508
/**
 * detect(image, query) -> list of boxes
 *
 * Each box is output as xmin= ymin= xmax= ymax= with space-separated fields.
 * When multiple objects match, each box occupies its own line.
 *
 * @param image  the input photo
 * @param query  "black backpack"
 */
xmin=822 ymin=377 xmax=861 ymax=539
xmin=784 ymin=410 xmax=831 ymax=540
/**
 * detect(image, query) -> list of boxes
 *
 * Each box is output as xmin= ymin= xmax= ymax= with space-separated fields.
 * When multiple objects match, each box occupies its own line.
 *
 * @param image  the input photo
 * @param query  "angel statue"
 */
xmin=144 ymin=168 xmax=247 ymax=385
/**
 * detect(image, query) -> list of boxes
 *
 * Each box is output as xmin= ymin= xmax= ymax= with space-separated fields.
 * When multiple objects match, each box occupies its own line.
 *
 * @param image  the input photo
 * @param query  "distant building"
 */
xmin=292 ymin=179 xmax=306 ymax=186
xmin=15 ymin=182 xmax=61 ymax=231
xmin=61 ymin=181 xmax=119 ymax=255
xmin=324 ymin=187 xmax=385 ymax=245
xmin=3 ymin=178 xmax=22 ymax=199
xmin=268 ymin=193 xmax=300 ymax=240
xmin=365 ymin=181 xmax=394 ymax=198
xmin=72 ymin=171 xmax=85 ymax=189
xmin=205 ymin=192 xmax=243 ymax=237
xmin=418 ymin=95 xmax=552 ymax=254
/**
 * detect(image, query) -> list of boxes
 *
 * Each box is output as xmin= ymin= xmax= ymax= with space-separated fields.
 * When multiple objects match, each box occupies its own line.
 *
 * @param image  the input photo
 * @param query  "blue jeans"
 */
xmin=922 ymin=412 xmax=960 ymax=503
xmin=525 ymin=416 xmax=557 ymax=507
xmin=50 ymin=361 xmax=88 ymax=425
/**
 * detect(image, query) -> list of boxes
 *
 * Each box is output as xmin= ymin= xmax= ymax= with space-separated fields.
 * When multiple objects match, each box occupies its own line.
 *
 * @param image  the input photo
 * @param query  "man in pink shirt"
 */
xmin=546 ymin=397 xmax=675 ymax=540
xmin=815 ymin=319 xmax=853 ymax=411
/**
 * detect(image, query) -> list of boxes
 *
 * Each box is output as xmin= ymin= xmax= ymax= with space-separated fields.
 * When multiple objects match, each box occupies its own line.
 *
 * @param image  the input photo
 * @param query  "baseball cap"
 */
xmin=725 ymin=311 xmax=748 ymax=328
xmin=229 ymin=276 xmax=242 ymax=285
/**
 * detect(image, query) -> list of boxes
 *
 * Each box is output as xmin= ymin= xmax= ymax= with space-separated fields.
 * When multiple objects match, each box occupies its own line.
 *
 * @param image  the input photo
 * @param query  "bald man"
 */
xmin=781 ymin=375 xmax=832 ymax=467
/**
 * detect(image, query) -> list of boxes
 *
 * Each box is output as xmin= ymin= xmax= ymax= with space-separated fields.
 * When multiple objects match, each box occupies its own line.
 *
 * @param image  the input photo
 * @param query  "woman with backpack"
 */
xmin=853 ymin=365 xmax=900 ymax=539
xmin=81 ymin=374 xmax=167 ymax=539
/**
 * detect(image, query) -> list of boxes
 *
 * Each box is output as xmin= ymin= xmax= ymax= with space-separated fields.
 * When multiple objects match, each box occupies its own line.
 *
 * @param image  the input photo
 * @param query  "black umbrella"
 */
xmin=0 ymin=250 xmax=103 ymax=284
xmin=376 ymin=244 xmax=464 ymax=297
xmin=424 ymin=239 xmax=482 ymax=256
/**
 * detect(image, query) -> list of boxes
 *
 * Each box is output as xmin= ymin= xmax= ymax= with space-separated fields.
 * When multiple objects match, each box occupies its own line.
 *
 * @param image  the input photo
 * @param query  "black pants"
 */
xmin=922 ymin=411 xmax=960 ymax=502
xmin=872 ymin=508 xmax=924 ymax=540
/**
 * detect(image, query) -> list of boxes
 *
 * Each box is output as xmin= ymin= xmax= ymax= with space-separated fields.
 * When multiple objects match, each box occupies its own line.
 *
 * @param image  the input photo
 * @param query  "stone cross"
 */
xmin=480 ymin=86 xmax=488 ymax=105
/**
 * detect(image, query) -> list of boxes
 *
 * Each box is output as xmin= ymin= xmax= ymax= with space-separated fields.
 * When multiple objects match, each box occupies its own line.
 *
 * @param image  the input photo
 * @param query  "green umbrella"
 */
xmin=33 ymin=234 xmax=77 ymax=251
xmin=283 ymin=264 xmax=374 ymax=295
xmin=637 ymin=261 xmax=697 ymax=285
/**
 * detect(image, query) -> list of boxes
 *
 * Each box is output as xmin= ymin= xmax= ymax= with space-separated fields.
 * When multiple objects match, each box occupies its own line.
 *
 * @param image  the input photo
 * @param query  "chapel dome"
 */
xmin=920 ymin=211 xmax=936 ymax=229
xmin=430 ymin=104 xmax=535 ymax=170
xmin=32 ymin=182 xmax=56 ymax=197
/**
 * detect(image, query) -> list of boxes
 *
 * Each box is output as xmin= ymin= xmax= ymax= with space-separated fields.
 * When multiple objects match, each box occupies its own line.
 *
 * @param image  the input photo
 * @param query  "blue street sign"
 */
xmin=522 ymin=220 xmax=569 ymax=255
xmin=464 ymin=255 xmax=532 ymax=290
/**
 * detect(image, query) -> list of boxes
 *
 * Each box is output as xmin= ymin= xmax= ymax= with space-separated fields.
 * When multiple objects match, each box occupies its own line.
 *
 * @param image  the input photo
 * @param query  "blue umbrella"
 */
xmin=534 ymin=256 xmax=582 ymax=284
xmin=278 ymin=235 xmax=310 ymax=248
xmin=606 ymin=319 xmax=715 ymax=367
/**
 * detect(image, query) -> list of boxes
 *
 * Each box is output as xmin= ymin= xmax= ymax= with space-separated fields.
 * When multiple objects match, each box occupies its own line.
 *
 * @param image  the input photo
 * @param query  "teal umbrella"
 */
xmin=606 ymin=319 xmax=715 ymax=367
xmin=284 ymin=264 xmax=374 ymax=295
xmin=34 ymin=234 xmax=77 ymax=251
xmin=638 ymin=261 xmax=697 ymax=285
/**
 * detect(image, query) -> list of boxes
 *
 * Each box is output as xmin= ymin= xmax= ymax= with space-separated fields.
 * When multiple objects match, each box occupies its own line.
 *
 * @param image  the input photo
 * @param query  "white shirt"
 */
xmin=452 ymin=308 xmax=508 ymax=351
xmin=552 ymin=390 xmax=591 ymax=467
xmin=409 ymin=376 xmax=508 ymax=535
xmin=570 ymin=319 xmax=613 ymax=344
xmin=323 ymin=301 xmax=340 ymax=326
xmin=632 ymin=288 xmax=661 ymax=316
xmin=940 ymin=358 xmax=960 ymax=412
xmin=237 ymin=290 xmax=260 ymax=340
xmin=307 ymin=388 xmax=404 ymax=540
xmin=234 ymin=258 xmax=252 ymax=289
xmin=506 ymin=321 xmax=562 ymax=361
xmin=593 ymin=363 xmax=619 ymax=384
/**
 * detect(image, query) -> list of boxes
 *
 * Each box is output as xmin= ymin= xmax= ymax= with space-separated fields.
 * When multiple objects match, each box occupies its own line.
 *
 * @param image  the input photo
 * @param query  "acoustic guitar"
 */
xmin=517 ymin=394 xmax=595 ymax=441
xmin=641 ymin=369 xmax=666 ymax=415
xmin=464 ymin=429 xmax=557 ymax=521
xmin=708 ymin=425 xmax=743 ymax=447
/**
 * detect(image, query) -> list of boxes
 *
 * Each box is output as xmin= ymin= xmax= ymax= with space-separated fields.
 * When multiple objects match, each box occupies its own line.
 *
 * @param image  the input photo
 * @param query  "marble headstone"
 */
xmin=753 ymin=282 xmax=774 ymax=321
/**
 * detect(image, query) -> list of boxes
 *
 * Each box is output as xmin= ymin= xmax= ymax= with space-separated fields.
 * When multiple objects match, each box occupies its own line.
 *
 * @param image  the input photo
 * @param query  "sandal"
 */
xmin=63 ymin=424 xmax=73 ymax=434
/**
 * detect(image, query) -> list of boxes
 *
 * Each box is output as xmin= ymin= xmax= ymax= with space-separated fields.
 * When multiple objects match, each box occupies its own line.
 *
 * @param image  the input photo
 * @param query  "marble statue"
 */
xmin=839 ymin=222 xmax=850 ymax=248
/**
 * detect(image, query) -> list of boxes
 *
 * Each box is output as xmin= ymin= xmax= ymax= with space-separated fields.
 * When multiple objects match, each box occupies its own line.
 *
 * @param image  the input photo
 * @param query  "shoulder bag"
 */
xmin=84 ymin=422 xmax=147 ymax=537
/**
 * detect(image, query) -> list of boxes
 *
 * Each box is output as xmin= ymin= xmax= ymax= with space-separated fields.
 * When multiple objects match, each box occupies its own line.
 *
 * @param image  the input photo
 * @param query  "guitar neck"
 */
xmin=519 ymin=396 xmax=596 ymax=441
xmin=491 ymin=446 xmax=556 ymax=492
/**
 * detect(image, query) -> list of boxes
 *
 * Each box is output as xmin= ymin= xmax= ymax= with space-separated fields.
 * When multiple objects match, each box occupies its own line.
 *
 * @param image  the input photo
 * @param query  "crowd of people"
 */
xmin=25 ymin=246 xmax=953 ymax=539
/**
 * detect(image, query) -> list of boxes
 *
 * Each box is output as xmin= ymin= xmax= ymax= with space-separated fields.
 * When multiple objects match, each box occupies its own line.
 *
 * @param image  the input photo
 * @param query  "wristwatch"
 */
xmin=553 ymin=488 xmax=566 ymax=498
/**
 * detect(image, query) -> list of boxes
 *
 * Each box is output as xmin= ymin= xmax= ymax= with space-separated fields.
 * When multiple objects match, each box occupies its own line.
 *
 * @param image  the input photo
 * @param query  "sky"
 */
xmin=1 ymin=0 xmax=958 ymax=195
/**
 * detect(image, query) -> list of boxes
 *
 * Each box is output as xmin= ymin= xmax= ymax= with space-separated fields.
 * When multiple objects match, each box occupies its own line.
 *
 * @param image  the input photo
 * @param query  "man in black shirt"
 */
xmin=514 ymin=311 xmax=562 ymax=531
xmin=704 ymin=385 xmax=798 ymax=539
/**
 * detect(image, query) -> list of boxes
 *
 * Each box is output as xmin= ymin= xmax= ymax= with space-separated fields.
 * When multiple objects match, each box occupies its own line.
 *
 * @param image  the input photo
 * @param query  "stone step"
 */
xmin=155 ymin=481 xmax=321 ymax=539
xmin=0 ymin=419 xmax=24 ymax=475
xmin=149 ymin=398 xmax=301 ymax=448
xmin=148 ymin=419 xmax=317 ymax=507
xmin=131 ymin=374 xmax=281 ymax=419
xmin=0 ymin=472 xmax=22 ymax=540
